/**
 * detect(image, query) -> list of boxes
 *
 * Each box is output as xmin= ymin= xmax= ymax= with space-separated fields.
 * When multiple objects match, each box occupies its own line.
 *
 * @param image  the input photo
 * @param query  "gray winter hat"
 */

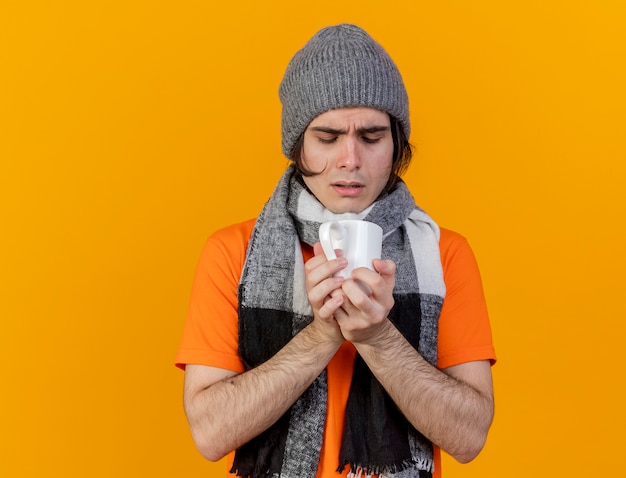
xmin=279 ymin=24 xmax=410 ymax=158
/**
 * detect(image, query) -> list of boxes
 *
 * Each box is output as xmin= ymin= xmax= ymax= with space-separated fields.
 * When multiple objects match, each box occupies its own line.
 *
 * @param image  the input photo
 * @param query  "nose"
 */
xmin=337 ymin=137 xmax=361 ymax=170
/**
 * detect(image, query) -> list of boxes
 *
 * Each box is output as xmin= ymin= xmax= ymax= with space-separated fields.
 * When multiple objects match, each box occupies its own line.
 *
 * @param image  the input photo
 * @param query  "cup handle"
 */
xmin=318 ymin=221 xmax=345 ymax=260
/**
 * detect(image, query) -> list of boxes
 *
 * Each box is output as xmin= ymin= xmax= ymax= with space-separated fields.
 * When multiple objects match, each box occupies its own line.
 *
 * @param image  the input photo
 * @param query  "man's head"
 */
xmin=279 ymin=24 xmax=412 ymax=211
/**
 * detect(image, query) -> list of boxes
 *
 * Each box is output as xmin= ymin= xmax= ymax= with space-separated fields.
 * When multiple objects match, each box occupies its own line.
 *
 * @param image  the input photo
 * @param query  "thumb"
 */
xmin=373 ymin=259 xmax=396 ymax=278
xmin=314 ymin=242 xmax=344 ymax=260
xmin=313 ymin=242 xmax=324 ymax=257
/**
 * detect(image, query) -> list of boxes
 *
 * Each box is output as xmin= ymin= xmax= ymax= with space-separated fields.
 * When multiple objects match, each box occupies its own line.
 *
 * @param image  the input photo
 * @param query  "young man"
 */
xmin=176 ymin=24 xmax=496 ymax=478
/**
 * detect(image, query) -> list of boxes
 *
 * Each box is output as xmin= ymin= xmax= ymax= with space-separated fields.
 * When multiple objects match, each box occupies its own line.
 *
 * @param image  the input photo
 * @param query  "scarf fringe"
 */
xmin=340 ymin=458 xmax=431 ymax=478
xmin=414 ymin=456 xmax=435 ymax=473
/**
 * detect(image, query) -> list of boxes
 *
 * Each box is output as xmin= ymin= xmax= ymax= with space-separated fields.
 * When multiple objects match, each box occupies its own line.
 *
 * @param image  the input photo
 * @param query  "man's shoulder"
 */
xmin=437 ymin=226 xmax=485 ymax=282
xmin=201 ymin=218 xmax=257 ymax=261
xmin=210 ymin=218 xmax=257 ymax=242
xmin=439 ymin=226 xmax=469 ymax=250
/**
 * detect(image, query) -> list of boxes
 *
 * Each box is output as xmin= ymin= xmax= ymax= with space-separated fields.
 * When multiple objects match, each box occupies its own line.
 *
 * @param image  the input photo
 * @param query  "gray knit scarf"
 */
xmin=232 ymin=166 xmax=445 ymax=478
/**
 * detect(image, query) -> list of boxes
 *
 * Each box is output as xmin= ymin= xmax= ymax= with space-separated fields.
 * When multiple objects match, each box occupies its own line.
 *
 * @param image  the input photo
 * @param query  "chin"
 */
xmin=327 ymin=203 xmax=368 ymax=215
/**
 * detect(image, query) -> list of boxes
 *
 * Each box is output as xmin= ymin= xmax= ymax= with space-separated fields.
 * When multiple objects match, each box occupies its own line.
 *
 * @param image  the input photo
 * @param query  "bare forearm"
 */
xmin=354 ymin=320 xmax=494 ymax=463
xmin=184 ymin=322 xmax=342 ymax=461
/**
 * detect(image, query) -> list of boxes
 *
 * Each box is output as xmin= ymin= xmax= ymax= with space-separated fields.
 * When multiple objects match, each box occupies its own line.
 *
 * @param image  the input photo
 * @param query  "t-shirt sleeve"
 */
xmin=437 ymin=229 xmax=496 ymax=369
xmin=174 ymin=220 xmax=255 ymax=372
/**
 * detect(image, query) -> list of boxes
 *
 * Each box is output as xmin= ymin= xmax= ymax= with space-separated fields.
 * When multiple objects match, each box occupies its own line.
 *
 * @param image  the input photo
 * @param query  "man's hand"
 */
xmin=333 ymin=258 xmax=396 ymax=344
xmin=304 ymin=243 xmax=348 ymax=344
xmin=307 ymin=242 xmax=397 ymax=345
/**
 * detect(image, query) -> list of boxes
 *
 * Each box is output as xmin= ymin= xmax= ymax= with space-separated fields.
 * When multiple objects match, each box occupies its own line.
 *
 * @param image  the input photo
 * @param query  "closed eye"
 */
xmin=318 ymin=136 xmax=338 ymax=144
xmin=362 ymin=136 xmax=382 ymax=144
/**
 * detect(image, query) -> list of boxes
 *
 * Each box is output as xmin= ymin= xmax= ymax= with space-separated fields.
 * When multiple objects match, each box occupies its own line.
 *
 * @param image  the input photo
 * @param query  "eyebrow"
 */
xmin=309 ymin=125 xmax=390 ymax=135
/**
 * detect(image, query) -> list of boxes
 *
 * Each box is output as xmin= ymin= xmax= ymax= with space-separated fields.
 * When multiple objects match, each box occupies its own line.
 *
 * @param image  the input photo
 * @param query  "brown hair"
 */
xmin=289 ymin=115 xmax=413 ymax=195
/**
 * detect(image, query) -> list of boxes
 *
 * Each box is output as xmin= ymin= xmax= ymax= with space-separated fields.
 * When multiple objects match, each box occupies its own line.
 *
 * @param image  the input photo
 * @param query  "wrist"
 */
xmin=346 ymin=317 xmax=396 ymax=349
xmin=303 ymin=320 xmax=345 ymax=352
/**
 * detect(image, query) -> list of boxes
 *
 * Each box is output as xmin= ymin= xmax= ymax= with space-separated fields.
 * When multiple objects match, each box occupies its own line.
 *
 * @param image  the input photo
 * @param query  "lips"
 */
xmin=332 ymin=182 xmax=364 ymax=196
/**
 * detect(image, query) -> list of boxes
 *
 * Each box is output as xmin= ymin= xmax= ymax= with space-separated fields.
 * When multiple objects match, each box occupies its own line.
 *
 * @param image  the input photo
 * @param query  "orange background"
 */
xmin=1 ymin=1 xmax=625 ymax=476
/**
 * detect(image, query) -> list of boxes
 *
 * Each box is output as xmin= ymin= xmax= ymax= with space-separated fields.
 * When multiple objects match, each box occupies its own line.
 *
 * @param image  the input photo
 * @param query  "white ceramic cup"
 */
xmin=318 ymin=220 xmax=383 ymax=279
